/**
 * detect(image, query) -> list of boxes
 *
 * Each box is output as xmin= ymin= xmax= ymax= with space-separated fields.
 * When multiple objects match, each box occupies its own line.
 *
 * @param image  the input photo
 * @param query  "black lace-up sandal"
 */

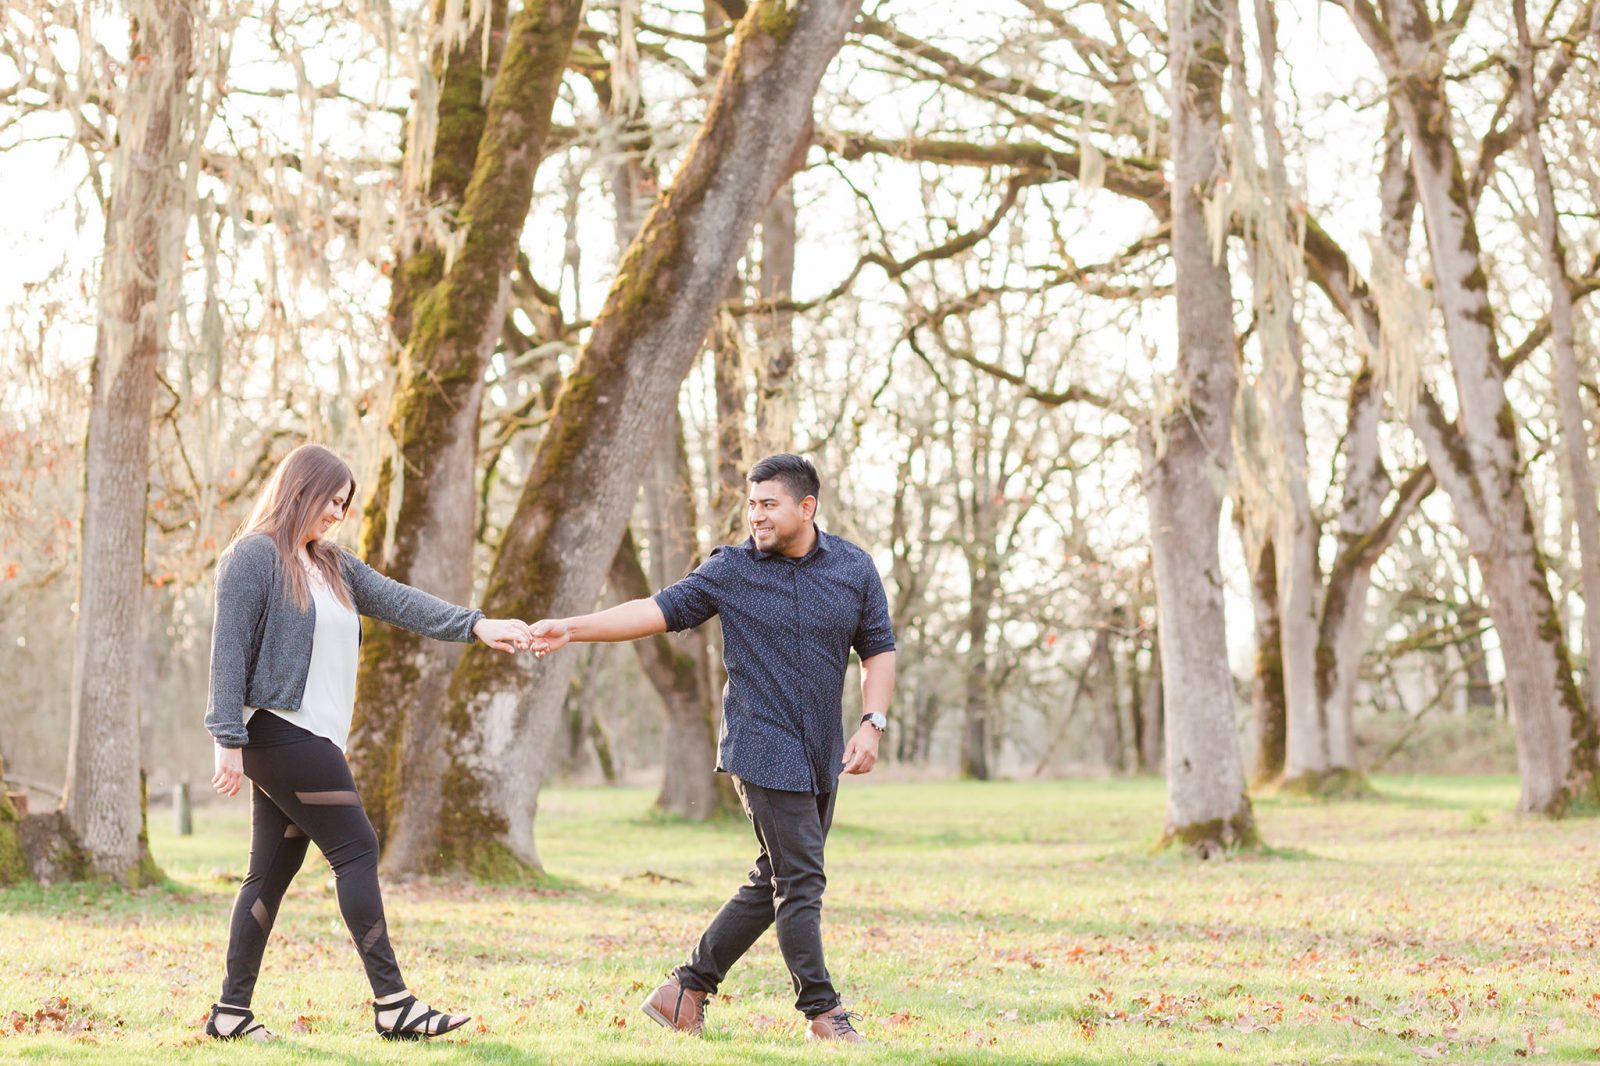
xmin=372 ymin=993 xmax=471 ymax=1041
xmin=205 ymin=1003 xmax=276 ymax=1041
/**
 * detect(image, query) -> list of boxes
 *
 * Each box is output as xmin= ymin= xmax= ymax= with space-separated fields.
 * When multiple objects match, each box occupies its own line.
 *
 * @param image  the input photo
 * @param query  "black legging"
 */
xmin=219 ymin=711 xmax=405 ymax=1006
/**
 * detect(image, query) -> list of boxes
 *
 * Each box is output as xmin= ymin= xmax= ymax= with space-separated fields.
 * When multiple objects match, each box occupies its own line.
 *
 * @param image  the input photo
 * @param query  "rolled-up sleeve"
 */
xmin=342 ymin=551 xmax=484 ymax=642
xmin=852 ymin=559 xmax=896 ymax=660
xmin=654 ymin=547 xmax=730 ymax=632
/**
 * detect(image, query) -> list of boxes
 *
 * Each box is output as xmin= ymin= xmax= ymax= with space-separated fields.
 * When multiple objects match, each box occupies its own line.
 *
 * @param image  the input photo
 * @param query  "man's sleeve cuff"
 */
xmin=653 ymin=591 xmax=681 ymax=633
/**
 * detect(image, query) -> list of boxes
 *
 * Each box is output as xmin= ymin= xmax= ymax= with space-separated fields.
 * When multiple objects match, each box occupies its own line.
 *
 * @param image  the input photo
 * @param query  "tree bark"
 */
xmin=1146 ymin=0 xmax=1256 ymax=855
xmin=959 ymin=560 xmax=996 ymax=780
xmin=432 ymin=0 xmax=866 ymax=877
xmin=1247 ymin=535 xmax=1287 ymax=786
xmin=753 ymin=182 xmax=798 ymax=453
xmin=348 ymin=0 xmax=583 ymax=876
xmin=62 ymin=0 xmax=195 ymax=885
xmin=1342 ymin=0 xmax=1595 ymax=813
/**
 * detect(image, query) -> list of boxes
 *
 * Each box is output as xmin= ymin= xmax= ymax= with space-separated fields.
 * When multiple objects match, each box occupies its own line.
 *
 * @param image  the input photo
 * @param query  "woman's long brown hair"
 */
xmin=226 ymin=443 xmax=356 ymax=611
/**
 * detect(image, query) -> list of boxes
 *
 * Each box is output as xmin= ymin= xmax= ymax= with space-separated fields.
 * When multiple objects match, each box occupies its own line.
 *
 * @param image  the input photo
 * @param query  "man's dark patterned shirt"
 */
xmin=654 ymin=529 xmax=896 ymax=793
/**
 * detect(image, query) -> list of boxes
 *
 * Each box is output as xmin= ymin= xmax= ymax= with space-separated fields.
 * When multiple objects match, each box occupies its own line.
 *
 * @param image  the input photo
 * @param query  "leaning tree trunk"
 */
xmin=599 ymin=47 xmax=734 ymax=820
xmin=351 ymin=0 xmax=583 ymax=877
xmin=62 ymin=0 xmax=195 ymax=885
xmin=1344 ymin=0 xmax=1595 ymax=813
xmin=1516 ymin=0 xmax=1600 ymax=719
xmin=635 ymin=408 xmax=735 ymax=818
xmin=1145 ymin=0 xmax=1256 ymax=855
xmin=432 ymin=0 xmax=867 ymax=877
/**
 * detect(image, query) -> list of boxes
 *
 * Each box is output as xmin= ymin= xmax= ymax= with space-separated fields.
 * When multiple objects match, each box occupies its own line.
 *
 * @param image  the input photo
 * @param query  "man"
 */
xmin=530 ymin=453 xmax=896 ymax=1043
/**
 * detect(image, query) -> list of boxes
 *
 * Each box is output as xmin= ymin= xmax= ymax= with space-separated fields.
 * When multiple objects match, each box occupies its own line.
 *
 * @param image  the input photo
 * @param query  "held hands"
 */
xmin=212 ymin=743 xmax=244 ymax=797
xmin=472 ymin=617 xmax=569 ymax=657
xmin=473 ymin=617 xmax=536 ymax=653
xmin=841 ymin=723 xmax=881 ymax=776
xmin=527 ymin=618 xmax=571 ymax=658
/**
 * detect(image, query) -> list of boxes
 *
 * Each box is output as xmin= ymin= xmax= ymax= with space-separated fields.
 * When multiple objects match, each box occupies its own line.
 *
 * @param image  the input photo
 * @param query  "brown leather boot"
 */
xmin=806 ymin=1006 xmax=865 ymax=1043
xmin=640 ymin=976 xmax=709 ymax=1035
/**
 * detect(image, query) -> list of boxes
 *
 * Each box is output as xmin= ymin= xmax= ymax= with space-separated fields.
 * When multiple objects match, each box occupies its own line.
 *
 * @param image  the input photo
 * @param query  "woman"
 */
xmin=202 ymin=443 xmax=528 ymax=1042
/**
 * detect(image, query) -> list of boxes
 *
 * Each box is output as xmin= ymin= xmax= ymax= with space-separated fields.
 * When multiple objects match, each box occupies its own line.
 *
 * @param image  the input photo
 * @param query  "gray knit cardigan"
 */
xmin=204 ymin=533 xmax=485 ymax=748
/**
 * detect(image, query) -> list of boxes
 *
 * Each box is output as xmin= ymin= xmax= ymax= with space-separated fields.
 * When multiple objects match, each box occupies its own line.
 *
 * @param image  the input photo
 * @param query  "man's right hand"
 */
xmin=529 ymin=618 xmax=571 ymax=657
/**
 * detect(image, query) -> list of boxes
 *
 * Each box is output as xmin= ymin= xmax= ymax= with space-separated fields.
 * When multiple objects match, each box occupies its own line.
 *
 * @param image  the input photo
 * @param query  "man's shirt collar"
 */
xmin=746 ymin=526 xmax=831 ymax=562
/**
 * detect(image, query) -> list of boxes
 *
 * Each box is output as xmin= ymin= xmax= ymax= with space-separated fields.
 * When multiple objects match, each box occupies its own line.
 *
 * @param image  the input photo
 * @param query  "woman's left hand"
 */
xmin=474 ymin=617 xmax=533 ymax=653
xmin=212 ymin=743 xmax=244 ymax=797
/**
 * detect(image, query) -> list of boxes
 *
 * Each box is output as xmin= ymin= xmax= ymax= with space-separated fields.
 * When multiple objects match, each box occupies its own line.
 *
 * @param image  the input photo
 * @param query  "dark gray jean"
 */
xmin=675 ymin=776 xmax=840 ymax=1017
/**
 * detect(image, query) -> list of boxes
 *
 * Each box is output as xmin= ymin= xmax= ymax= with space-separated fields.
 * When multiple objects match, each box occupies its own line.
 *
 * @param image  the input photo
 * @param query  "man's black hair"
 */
xmin=747 ymin=453 xmax=821 ymax=504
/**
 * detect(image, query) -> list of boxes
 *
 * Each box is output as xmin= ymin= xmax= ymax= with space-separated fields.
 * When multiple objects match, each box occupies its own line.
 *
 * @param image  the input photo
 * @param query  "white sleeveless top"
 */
xmin=246 ymin=565 xmax=361 ymax=750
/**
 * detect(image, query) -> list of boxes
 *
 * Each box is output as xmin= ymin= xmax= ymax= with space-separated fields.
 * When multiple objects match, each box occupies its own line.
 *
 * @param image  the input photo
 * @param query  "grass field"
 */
xmin=1 ymin=776 xmax=1597 ymax=1064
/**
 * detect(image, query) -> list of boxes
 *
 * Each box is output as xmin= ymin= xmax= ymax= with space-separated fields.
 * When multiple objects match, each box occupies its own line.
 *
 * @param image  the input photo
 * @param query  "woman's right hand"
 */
xmin=212 ymin=742 xmax=244 ymax=797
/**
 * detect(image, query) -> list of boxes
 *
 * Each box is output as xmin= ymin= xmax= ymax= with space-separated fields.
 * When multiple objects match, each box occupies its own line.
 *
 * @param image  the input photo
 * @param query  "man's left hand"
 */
xmin=842 ymin=724 xmax=880 ymax=775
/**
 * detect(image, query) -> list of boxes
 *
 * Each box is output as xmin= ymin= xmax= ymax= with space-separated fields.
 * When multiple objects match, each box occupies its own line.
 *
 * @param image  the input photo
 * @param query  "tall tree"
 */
xmin=348 ymin=0 xmax=585 ymax=877
xmin=1514 ymin=0 xmax=1600 ymax=719
xmin=348 ymin=0 xmax=512 ymax=843
xmin=592 ymin=17 xmax=732 ymax=820
xmin=1144 ymin=0 xmax=1257 ymax=855
xmin=62 ymin=0 xmax=197 ymax=884
xmin=1341 ymin=0 xmax=1596 ymax=813
xmin=432 ymin=0 xmax=868 ymax=877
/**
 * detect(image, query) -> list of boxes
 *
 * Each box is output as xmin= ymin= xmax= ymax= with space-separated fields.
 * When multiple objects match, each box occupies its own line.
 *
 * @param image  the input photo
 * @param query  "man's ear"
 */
xmin=802 ymin=495 xmax=817 ymax=521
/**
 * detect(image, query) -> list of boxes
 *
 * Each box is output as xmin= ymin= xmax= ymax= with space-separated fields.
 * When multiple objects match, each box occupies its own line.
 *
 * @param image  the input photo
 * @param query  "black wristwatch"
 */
xmin=860 ymin=712 xmax=887 ymax=733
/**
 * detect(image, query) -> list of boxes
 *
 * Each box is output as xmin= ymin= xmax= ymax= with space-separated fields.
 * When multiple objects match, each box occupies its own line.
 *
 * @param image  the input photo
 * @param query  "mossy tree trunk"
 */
xmin=62 ymin=0 xmax=194 ymax=886
xmin=349 ymin=0 xmax=510 ymax=843
xmin=1146 ymin=0 xmax=1257 ymax=857
xmin=0 ymin=755 xmax=27 ymax=886
xmin=433 ymin=0 xmax=867 ymax=878
xmin=348 ymin=0 xmax=583 ymax=878
xmin=1343 ymin=0 xmax=1596 ymax=814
